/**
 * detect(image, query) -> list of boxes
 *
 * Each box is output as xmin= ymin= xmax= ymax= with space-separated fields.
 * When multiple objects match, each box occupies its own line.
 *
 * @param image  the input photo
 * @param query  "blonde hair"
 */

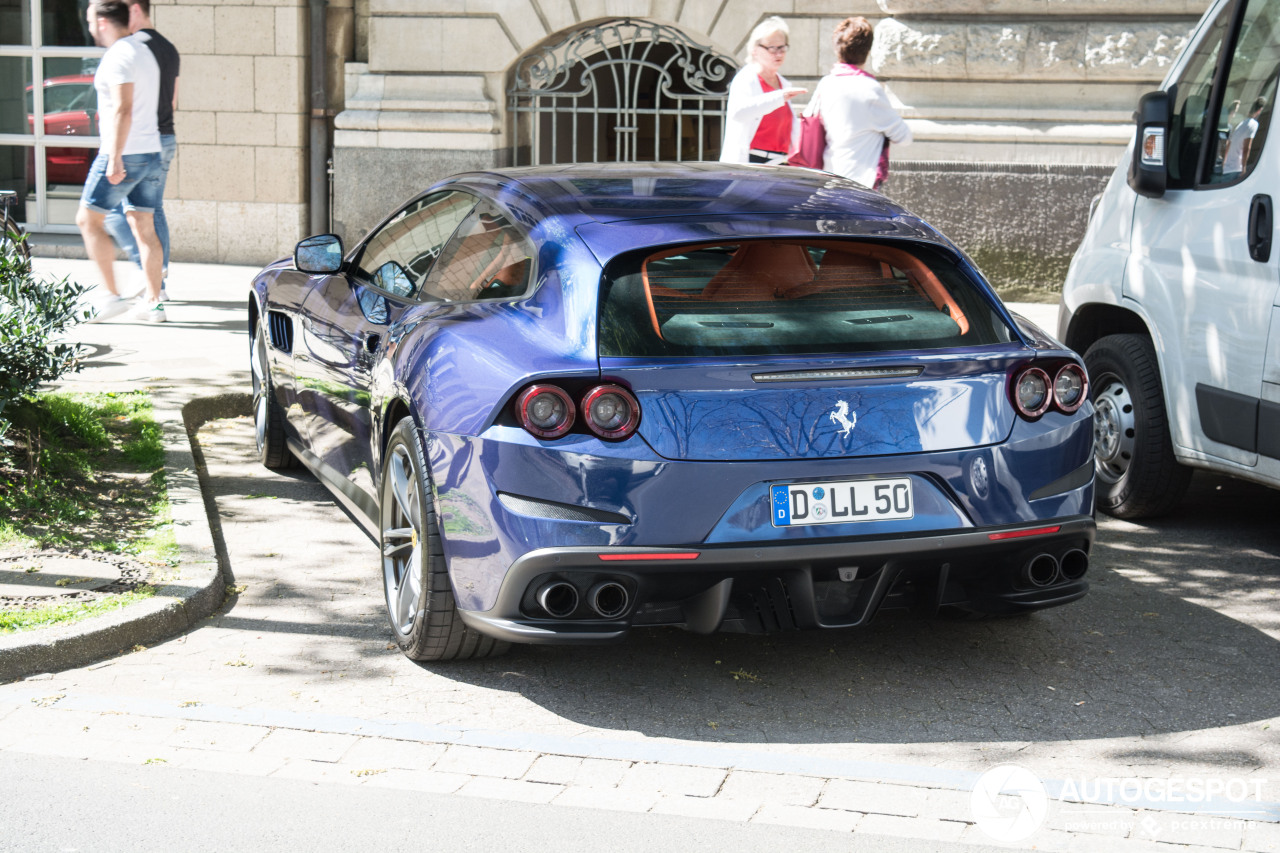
xmin=744 ymin=16 xmax=789 ymax=63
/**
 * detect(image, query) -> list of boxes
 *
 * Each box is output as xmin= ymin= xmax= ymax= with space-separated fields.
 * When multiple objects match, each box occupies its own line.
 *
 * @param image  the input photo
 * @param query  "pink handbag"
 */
xmin=789 ymin=112 xmax=826 ymax=170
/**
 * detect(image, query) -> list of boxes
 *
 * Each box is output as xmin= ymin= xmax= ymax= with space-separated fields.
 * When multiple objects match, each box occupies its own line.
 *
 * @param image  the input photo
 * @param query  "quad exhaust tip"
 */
xmin=1060 ymin=548 xmax=1089 ymax=581
xmin=1023 ymin=554 xmax=1060 ymax=588
xmin=537 ymin=581 xmax=579 ymax=618
xmin=589 ymin=581 xmax=629 ymax=619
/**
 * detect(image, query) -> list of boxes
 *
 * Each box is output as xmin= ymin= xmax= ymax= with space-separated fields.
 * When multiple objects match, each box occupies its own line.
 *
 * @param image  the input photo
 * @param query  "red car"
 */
xmin=26 ymin=75 xmax=97 ymax=186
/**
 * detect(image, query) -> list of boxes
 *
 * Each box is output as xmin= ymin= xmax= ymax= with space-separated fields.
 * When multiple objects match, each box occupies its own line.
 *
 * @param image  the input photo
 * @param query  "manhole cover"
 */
xmin=0 ymin=551 xmax=151 ymax=610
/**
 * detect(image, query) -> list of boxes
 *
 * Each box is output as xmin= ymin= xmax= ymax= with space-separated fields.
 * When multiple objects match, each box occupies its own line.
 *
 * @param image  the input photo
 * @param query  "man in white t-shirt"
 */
xmin=75 ymin=0 xmax=167 ymax=323
xmin=1223 ymin=96 xmax=1268 ymax=179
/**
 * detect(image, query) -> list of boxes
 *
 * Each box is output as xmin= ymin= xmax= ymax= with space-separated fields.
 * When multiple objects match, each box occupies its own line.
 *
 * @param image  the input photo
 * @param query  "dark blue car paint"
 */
xmin=249 ymin=162 xmax=1096 ymax=640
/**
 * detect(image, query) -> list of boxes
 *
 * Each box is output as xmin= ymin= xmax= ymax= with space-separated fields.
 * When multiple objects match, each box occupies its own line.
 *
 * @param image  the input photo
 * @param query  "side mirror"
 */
xmin=295 ymin=234 xmax=344 ymax=273
xmin=1128 ymin=90 xmax=1170 ymax=199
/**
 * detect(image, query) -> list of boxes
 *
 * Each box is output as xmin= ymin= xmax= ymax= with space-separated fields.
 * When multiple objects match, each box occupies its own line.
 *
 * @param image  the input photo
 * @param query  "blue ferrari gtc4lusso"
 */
xmin=249 ymin=163 xmax=1096 ymax=661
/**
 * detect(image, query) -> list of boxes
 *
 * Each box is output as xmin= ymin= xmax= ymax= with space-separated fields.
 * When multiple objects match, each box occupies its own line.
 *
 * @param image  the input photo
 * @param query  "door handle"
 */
xmin=1248 ymin=193 xmax=1272 ymax=263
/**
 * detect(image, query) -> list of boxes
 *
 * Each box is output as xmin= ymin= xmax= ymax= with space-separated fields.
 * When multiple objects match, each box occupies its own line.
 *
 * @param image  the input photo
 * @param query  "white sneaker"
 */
xmin=133 ymin=300 xmax=167 ymax=324
xmin=84 ymin=295 xmax=131 ymax=324
xmin=158 ymin=281 xmax=169 ymax=302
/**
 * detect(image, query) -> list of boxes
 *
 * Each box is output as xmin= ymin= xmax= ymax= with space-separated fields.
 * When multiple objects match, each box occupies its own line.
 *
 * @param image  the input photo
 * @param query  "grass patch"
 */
xmin=0 ymin=585 xmax=156 ymax=635
xmin=0 ymin=390 xmax=173 ymax=557
xmin=0 ymin=391 xmax=176 ymax=633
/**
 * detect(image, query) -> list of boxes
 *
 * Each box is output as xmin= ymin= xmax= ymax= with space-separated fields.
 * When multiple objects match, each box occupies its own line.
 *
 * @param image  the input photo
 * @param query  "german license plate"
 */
xmin=770 ymin=478 xmax=914 ymax=527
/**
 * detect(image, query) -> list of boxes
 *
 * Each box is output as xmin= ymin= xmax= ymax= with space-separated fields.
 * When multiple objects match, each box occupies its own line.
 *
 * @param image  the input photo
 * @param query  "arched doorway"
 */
xmin=507 ymin=19 xmax=736 ymax=166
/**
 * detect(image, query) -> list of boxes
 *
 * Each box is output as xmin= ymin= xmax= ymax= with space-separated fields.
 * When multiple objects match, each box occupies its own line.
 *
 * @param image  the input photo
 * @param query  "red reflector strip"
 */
xmin=598 ymin=552 xmax=700 ymax=562
xmin=988 ymin=525 xmax=1062 ymax=541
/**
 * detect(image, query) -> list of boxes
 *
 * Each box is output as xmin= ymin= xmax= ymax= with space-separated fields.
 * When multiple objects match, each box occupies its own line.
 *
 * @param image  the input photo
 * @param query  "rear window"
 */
xmin=598 ymin=239 xmax=1014 ymax=357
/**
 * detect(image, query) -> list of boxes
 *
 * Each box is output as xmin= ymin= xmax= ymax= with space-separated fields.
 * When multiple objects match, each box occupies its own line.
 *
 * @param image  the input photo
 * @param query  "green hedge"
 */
xmin=0 ymin=240 xmax=88 ymax=437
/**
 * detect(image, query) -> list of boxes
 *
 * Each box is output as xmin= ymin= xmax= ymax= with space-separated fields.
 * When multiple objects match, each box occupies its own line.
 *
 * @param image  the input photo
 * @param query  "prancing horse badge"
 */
xmin=828 ymin=399 xmax=857 ymax=438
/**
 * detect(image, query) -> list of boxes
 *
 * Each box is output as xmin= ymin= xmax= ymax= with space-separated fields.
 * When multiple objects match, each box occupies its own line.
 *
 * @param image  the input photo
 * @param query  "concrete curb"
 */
xmin=0 ymin=393 xmax=251 ymax=683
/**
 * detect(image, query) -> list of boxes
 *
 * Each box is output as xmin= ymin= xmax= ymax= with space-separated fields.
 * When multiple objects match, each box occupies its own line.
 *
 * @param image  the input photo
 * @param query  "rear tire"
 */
xmin=380 ymin=417 xmax=508 ymax=661
xmin=250 ymin=314 xmax=297 ymax=470
xmin=1084 ymin=334 xmax=1190 ymax=518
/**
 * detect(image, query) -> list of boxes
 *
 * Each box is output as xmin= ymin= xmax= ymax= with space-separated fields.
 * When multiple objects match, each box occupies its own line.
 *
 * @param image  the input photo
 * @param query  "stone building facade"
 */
xmin=3 ymin=0 xmax=1212 ymax=291
xmin=330 ymin=0 xmax=1211 ymax=294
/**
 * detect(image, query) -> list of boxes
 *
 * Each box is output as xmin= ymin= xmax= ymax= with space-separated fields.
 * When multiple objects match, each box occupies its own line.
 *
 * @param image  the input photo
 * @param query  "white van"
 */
xmin=1059 ymin=0 xmax=1280 ymax=518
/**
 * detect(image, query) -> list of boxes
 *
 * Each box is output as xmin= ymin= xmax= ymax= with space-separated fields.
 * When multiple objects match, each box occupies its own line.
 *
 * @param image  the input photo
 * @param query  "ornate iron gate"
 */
xmin=508 ymin=19 xmax=736 ymax=166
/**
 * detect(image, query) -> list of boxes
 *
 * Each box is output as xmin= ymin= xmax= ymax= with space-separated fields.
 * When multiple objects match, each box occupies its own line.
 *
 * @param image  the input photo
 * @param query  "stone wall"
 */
xmin=152 ymin=0 xmax=312 ymax=265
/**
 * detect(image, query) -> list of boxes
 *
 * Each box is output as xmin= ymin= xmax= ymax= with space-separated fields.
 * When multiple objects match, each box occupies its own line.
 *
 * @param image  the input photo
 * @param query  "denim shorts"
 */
xmin=80 ymin=151 xmax=163 ymax=215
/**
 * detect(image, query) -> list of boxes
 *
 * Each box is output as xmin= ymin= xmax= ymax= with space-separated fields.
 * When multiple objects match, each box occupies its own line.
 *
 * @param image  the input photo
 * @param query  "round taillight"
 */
xmin=581 ymin=384 xmax=640 ymax=440
xmin=1012 ymin=367 xmax=1052 ymax=418
xmin=516 ymin=384 xmax=575 ymax=439
xmin=1053 ymin=363 xmax=1088 ymax=413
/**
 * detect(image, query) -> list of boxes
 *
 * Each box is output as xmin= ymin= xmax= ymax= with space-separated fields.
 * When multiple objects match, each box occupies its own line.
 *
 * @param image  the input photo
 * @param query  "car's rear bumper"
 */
xmin=456 ymin=515 xmax=1096 ymax=643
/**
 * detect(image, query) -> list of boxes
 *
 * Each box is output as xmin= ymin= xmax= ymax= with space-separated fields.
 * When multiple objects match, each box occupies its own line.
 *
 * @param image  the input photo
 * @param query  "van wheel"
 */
xmin=380 ymin=417 xmax=509 ymax=661
xmin=1084 ymin=334 xmax=1191 ymax=518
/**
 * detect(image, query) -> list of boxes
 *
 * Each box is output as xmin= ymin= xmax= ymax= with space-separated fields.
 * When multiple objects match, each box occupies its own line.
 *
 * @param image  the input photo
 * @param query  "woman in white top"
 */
xmin=719 ymin=17 xmax=806 ymax=165
xmin=810 ymin=16 xmax=911 ymax=190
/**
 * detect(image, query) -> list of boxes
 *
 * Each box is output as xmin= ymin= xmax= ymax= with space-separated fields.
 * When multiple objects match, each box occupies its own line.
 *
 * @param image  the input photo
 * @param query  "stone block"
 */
xmin=817 ymin=780 xmax=928 ymax=817
xmin=367 ymin=17 xmax=515 ymax=74
xmin=857 ymin=814 xmax=967 ymax=841
xmin=214 ymin=6 xmax=276 ymax=55
xmin=178 ymin=56 xmax=255 ymax=113
xmin=651 ymin=793 xmax=761 ymax=822
xmin=781 ymin=16 xmax=822 ymax=79
xmin=254 ymin=147 xmax=305 ymax=203
xmin=276 ymin=112 xmax=306 ymax=147
xmin=709 ymin=4 xmax=788 ymax=55
xmin=276 ymin=201 xmax=308 ymax=250
xmin=1085 ymin=24 xmax=1192 ymax=81
xmin=617 ymin=763 xmax=726 ymax=798
xmin=178 ymin=144 xmax=257 ymax=201
xmin=753 ymin=803 xmax=863 ymax=831
xmin=217 ymin=200 xmax=285 ymax=263
xmin=252 ymin=727 xmax=359 ymax=762
xmin=1026 ymin=23 xmax=1087 ymax=79
xmin=254 ymin=56 xmax=305 ymax=113
xmin=340 ymin=736 xmax=447 ymax=770
xmin=165 ymin=198 xmax=218 ymax=261
xmin=330 ymin=145 xmax=496 ymax=242
xmin=719 ymin=770 xmax=826 ymax=807
xmin=457 ymin=777 xmax=563 ymax=804
xmin=454 ymin=0 xmax=544 ymax=53
xmin=216 ymin=111 xmax=276 ymax=146
xmin=275 ymin=5 xmax=306 ymax=56
xmin=873 ymin=19 xmax=968 ymax=78
xmin=879 ymin=0 xmax=1210 ymax=11
xmin=152 ymin=4 xmax=214 ymax=57
xmin=178 ymin=110 xmax=217 ymax=145
xmin=966 ymin=23 xmax=1029 ymax=77
xmin=431 ymin=745 xmax=537 ymax=779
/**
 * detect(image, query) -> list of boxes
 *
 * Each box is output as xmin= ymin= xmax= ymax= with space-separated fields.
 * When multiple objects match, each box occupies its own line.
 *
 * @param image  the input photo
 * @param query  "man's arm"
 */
xmin=172 ymin=76 xmax=179 ymax=113
xmin=107 ymin=81 xmax=134 ymax=184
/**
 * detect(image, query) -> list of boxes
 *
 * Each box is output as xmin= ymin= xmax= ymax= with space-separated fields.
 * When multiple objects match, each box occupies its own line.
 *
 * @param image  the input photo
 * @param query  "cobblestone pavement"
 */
xmin=2 ymin=260 xmax=1279 ymax=851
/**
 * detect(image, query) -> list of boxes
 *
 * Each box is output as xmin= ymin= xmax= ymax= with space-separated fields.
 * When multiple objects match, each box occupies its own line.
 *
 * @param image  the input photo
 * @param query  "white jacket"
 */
xmin=719 ymin=65 xmax=801 ymax=164
xmin=813 ymin=72 xmax=912 ymax=187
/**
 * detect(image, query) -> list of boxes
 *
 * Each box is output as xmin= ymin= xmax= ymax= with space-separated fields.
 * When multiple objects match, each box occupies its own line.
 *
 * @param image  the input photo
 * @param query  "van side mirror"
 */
xmin=1128 ymin=90 xmax=1170 ymax=199
xmin=295 ymin=234 xmax=344 ymax=273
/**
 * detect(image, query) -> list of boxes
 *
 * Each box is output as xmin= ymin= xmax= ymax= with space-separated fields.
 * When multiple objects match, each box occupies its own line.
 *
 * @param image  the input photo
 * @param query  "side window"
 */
xmin=356 ymin=191 xmax=476 ymax=297
xmin=421 ymin=203 xmax=536 ymax=302
xmin=1207 ymin=0 xmax=1280 ymax=185
xmin=1167 ymin=6 xmax=1232 ymax=188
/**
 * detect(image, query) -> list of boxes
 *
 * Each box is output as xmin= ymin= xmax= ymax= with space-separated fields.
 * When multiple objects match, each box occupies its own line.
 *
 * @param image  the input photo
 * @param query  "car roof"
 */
xmin=447 ymin=162 xmax=900 ymax=222
xmin=437 ymin=163 xmax=956 ymax=263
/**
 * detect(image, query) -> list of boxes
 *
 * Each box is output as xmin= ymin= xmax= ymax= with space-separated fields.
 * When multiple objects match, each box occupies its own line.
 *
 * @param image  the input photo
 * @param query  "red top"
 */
xmin=751 ymin=76 xmax=793 ymax=153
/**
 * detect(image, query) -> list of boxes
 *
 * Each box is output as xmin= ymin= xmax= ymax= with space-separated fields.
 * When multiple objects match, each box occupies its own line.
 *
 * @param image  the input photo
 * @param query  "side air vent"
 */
xmin=267 ymin=310 xmax=293 ymax=353
xmin=497 ymin=492 xmax=631 ymax=524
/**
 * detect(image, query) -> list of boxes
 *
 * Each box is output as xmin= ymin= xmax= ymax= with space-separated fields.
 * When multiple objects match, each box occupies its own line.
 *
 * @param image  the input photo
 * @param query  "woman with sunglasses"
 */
xmin=720 ymin=17 xmax=806 ymax=165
